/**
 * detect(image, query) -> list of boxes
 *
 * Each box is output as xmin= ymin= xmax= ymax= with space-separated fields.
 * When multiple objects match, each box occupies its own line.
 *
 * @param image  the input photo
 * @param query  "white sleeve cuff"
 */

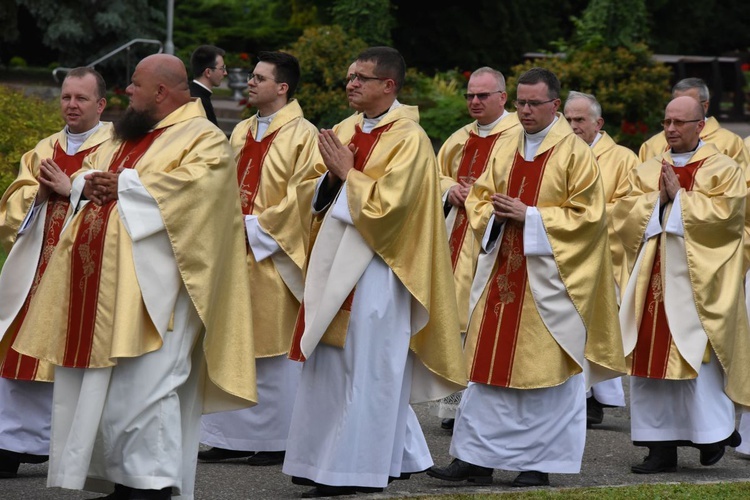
xmin=330 ymin=184 xmax=354 ymax=225
xmin=245 ymin=215 xmax=281 ymax=261
xmin=18 ymin=203 xmax=43 ymax=235
xmin=70 ymin=174 xmax=87 ymax=211
xmin=664 ymin=191 xmax=685 ymax=237
xmin=117 ymin=169 xmax=165 ymax=242
xmin=482 ymin=213 xmax=502 ymax=252
xmin=523 ymin=207 xmax=553 ymax=256
xmin=644 ymin=199 xmax=663 ymax=240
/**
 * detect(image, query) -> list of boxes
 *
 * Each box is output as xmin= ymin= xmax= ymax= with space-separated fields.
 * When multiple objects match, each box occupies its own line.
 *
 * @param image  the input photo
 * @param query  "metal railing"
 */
xmin=52 ymin=38 xmax=164 ymax=84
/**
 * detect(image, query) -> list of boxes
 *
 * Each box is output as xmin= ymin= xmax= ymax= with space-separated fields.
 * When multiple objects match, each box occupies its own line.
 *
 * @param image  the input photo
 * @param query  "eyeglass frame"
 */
xmin=513 ymin=98 xmax=556 ymax=109
xmin=464 ymin=91 xmax=505 ymax=101
xmin=660 ymin=118 xmax=702 ymax=128
xmin=247 ymin=73 xmax=278 ymax=84
xmin=209 ymin=65 xmax=227 ymax=72
xmin=346 ymin=73 xmax=391 ymax=85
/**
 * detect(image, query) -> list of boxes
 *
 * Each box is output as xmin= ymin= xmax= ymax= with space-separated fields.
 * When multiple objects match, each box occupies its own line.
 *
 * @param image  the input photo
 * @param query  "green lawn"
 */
xmin=414 ymin=482 xmax=750 ymax=500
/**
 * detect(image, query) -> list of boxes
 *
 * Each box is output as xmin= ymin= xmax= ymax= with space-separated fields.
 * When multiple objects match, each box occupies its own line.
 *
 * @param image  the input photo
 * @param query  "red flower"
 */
xmin=621 ymin=120 xmax=637 ymax=135
xmin=462 ymin=70 xmax=471 ymax=80
xmin=240 ymin=53 xmax=250 ymax=61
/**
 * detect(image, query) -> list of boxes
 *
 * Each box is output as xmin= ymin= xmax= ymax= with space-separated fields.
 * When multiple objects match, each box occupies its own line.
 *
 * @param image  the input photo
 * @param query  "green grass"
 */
xmin=413 ymin=482 xmax=750 ymax=499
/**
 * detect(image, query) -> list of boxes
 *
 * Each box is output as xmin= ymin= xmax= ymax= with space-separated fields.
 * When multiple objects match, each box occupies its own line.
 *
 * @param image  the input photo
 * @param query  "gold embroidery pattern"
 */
xmin=493 ymin=225 xmax=523 ymax=313
xmin=449 ymin=211 xmax=466 ymax=256
xmin=239 ymin=158 xmax=255 ymax=211
xmin=647 ymin=262 xmax=663 ymax=316
xmin=77 ymin=205 xmax=106 ymax=290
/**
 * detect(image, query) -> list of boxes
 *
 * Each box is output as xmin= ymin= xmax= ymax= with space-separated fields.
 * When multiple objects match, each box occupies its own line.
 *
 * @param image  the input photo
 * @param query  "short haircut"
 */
xmin=471 ymin=67 xmax=506 ymax=91
xmin=672 ymin=77 xmax=710 ymax=102
xmin=356 ymin=46 xmax=406 ymax=93
xmin=565 ymin=90 xmax=602 ymax=120
xmin=190 ymin=45 xmax=226 ymax=78
xmin=517 ymin=67 xmax=561 ymax=99
xmin=65 ymin=67 xmax=107 ymax=100
xmin=257 ymin=51 xmax=301 ymax=100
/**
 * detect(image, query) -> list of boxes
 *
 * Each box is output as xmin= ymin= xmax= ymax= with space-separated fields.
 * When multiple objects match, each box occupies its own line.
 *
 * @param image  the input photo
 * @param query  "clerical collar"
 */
xmin=670 ymin=140 xmax=704 ymax=167
xmin=362 ymin=100 xmax=401 ymax=134
xmin=255 ymin=109 xmax=279 ymax=141
xmin=64 ymin=122 xmax=102 ymax=155
xmin=523 ymin=116 xmax=558 ymax=161
xmin=589 ymin=131 xmax=603 ymax=148
xmin=192 ymin=79 xmax=212 ymax=94
xmin=476 ymin=110 xmax=508 ymax=138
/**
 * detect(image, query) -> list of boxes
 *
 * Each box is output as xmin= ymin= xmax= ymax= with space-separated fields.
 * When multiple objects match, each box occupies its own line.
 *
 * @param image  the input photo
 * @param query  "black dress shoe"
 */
xmin=426 ymin=458 xmax=493 ymax=484
xmin=197 ymin=447 xmax=254 ymax=462
xmin=631 ymin=446 xmax=677 ymax=474
xmin=511 ymin=470 xmax=549 ymax=487
xmin=440 ymin=418 xmax=455 ymax=430
xmin=98 ymin=485 xmax=172 ymax=499
xmin=246 ymin=451 xmax=285 ymax=466
xmin=586 ymin=396 xmax=604 ymax=427
xmin=300 ymin=484 xmax=383 ymax=498
xmin=292 ymin=476 xmax=317 ymax=487
xmin=0 ymin=453 xmax=20 ymax=479
xmin=699 ymin=444 xmax=725 ymax=466
xmin=727 ymin=429 xmax=742 ymax=448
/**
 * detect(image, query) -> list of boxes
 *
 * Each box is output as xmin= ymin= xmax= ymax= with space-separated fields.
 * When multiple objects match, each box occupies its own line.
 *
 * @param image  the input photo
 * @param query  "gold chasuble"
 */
xmin=0 ymin=124 xmax=112 ymax=382
xmin=437 ymin=114 xmax=520 ymax=331
xmin=465 ymin=116 xmax=625 ymax=389
xmin=13 ymin=101 xmax=257 ymax=411
xmin=289 ymin=105 xmax=466 ymax=400
xmin=231 ymin=100 xmax=320 ymax=357
xmin=592 ymin=131 xmax=639 ymax=289
xmin=614 ymin=144 xmax=750 ymax=405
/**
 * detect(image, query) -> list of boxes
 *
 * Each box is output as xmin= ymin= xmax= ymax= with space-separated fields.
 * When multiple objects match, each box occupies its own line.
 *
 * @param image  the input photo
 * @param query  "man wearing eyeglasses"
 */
xmin=639 ymin=78 xmax=749 ymax=168
xmin=283 ymin=46 xmax=466 ymax=497
xmin=428 ymin=67 xmax=624 ymax=488
xmin=189 ymin=45 xmax=227 ymax=126
xmin=198 ymin=51 xmax=319 ymax=468
xmin=613 ymin=95 xmax=748 ymax=474
xmin=563 ymin=91 xmax=638 ymax=428
xmin=433 ymin=67 xmax=520 ymax=430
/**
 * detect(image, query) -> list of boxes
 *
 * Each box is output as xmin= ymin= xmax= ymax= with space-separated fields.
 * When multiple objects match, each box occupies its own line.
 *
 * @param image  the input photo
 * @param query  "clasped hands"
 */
xmin=659 ymin=160 xmax=680 ymax=205
xmin=491 ymin=193 xmax=527 ymax=224
xmin=318 ymin=129 xmax=354 ymax=183
xmin=35 ymin=158 xmax=72 ymax=205
xmin=83 ymin=168 xmax=123 ymax=206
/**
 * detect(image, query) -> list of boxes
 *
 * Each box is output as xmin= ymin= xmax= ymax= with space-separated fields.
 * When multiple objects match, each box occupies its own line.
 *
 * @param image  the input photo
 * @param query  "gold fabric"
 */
xmin=321 ymin=105 xmax=467 ymax=389
xmin=13 ymin=101 xmax=257 ymax=410
xmin=437 ymin=114 xmax=521 ymax=331
xmin=613 ymin=144 xmax=750 ymax=404
xmin=592 ymin=131 xmax=639 ymax=288
xmin=230 ymin=100 xmax=321 ymax=357
xmin=465 ymin=115 xmax=626 ymax=388
xmin=0 ymin=124 xmax=113 ymax=253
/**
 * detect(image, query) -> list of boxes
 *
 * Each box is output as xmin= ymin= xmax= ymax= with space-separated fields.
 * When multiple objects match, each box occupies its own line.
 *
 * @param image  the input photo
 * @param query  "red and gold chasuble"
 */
xmin=469 ymin=149 xmax=553 ymax=386
xmin=237 ymin=128 xmax=280 ymax=215
xmin=631 ymin=160 xmax=704 ymax=379
xmin=289 ymin=122 xmax=393 ymax=362
xmin=64 ymin=130 xmax=166 ymax=368
xmin=448 ymin=133 xmax=501 ymax=270
xmin=0 ymin=142 xmax=100 ymax=379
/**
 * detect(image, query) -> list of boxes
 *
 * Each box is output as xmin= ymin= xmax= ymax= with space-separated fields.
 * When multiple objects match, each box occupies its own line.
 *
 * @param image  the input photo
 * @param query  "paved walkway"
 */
xmin=4 ymin=384 xmax=750 ymax=499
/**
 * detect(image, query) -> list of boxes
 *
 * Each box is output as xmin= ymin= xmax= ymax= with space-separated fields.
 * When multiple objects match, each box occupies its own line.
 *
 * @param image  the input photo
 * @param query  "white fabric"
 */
xmin=245 ymin=215 xmax=281 ymax=261
xmin=643 ymin=201 xmax=662 ymax=240
xmin=589 ymin=377 xmax=626 ymax=407
xmin=0 ymin=378 xmax=53 ymax=455
xmin=48 ymin=285 xmax=204 ymax=499
xmin=523 ymin=207 xmax=554 ymax=255
xmin=200 ymin=355 xmax=301 ymax=452
xmin=737 ymin=412 xmax=750 ymax=455
xmin=630 ymin=353 xmax=734 ymax=444
xmin=18 ymin=203 xmax=42 ymax=235
xmin=282 ymin=256 xmax=433 ymax=487
xmin=451 ymin=374 xmax=586 ymax=473
xmin=476 ymin=111 xmax=508 ymax=138
xmin=664 ymin=191 xmax=685 ymax=237
xmin=589 ymin=132 xmax=602 ymax=148
xmin=523 ymin=117 xmax=557 ymax=160
xmin=255 ymin=111 xmax=277 ymax=141
xmin=65 ymin=122 xmax=102 ymax=155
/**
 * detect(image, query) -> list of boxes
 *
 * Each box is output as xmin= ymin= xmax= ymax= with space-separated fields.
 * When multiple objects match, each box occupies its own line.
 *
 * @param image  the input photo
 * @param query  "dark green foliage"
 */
xmin=330 ymin=0 xmax=393 ymax=45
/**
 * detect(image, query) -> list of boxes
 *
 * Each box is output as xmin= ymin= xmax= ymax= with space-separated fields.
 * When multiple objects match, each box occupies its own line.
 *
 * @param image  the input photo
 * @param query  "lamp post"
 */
xmin=165 ymin=0 xmax=174 ymax=55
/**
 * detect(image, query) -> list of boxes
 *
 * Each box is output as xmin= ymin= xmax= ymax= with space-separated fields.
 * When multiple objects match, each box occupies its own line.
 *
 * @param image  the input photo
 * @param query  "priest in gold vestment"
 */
xmin=564 ymin=90 xmax=638 ymax=427
xmin=614 ymin=96 xmax=748 ymax=474
xmin=433 ymin=67 xmax=520 ymax=427
xmin=428 ymin=68 xmax=625 ymax=488
xmin=199 ymin=52 xmax=318 ymax=466
xmin=0 ymin=68 xmax=111 ymax=479
xmin=282 ymin=47 xmax=466 ymax=497
xmin=12 ymin=55 xmax=256 ymax=499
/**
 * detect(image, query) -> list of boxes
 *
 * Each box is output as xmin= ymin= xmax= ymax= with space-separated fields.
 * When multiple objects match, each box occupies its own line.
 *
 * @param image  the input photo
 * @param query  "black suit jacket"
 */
xmin=190 ymin=81 xmax=218 ymax=126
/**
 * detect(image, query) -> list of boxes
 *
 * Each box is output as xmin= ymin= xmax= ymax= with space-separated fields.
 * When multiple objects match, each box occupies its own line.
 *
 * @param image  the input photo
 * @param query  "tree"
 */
xmin=567 ymin=0 xmax=648 ymax=50
xmin=15 ymin=0 xmax=166 ymax=66
xmin=330 ymin=0 xmax=393 ymax=46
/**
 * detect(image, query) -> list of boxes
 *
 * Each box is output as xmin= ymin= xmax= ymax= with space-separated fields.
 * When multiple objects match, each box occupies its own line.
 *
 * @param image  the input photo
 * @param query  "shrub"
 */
xmin=0 ymin=85 xmax=63 ymax=197
xmin=507 ymin=43 xmax=672 ymax=151
xmin=9 ymin=56 xmax=27 ymax=68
